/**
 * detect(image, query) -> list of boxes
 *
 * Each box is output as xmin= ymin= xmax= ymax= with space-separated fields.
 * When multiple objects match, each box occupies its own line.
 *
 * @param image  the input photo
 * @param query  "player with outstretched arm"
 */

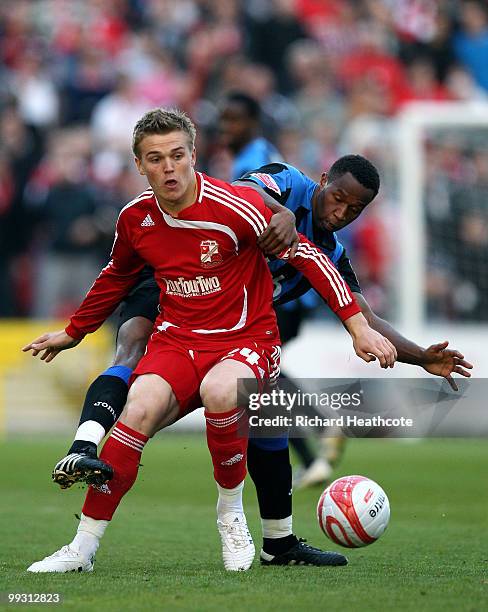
xmin=235 ymin=158 xmax=473 ymax=493
xmin=23 ymin=108 xmax=396 ymax=573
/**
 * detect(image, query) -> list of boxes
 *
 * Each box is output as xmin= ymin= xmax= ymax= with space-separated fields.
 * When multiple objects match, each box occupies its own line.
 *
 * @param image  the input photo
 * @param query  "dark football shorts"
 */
xmin=117 ymin=269 xmax=160 ymax=332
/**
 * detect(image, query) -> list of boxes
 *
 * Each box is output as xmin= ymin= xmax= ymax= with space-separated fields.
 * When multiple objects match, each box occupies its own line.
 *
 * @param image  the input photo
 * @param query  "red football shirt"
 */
xmin=66 ymin=173 xmax=359 ymax=349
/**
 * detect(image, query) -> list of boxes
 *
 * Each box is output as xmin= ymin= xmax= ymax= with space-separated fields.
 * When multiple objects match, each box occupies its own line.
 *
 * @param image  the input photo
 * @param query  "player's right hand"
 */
xmin=22 ymin=330 xmax=81 ymax=363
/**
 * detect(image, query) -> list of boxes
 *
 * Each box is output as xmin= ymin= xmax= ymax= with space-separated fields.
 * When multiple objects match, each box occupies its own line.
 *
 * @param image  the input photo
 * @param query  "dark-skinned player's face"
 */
xmin=219 ymin=102 xmax=256 ymax=152
xmin=313 ymin=171 xmax=376 ymax=232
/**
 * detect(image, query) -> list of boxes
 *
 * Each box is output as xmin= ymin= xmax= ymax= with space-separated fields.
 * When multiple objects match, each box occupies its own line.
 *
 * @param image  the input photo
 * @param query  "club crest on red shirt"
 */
xmin=200 ymin=239 xmax=223 ymax=268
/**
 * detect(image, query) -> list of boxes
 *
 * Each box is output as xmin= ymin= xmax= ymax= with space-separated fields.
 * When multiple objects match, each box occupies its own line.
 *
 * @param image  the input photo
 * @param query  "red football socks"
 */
xmin=205 ymin=407 xmax=248 ymax=489
xmin=82 ymin=422 xmax=148 ymax=521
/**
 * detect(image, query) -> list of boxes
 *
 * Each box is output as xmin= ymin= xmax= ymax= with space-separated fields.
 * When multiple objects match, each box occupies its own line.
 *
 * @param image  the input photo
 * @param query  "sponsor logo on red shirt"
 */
xmin=164 ymin=275 xmax=222 ymax=297
xmin=249 ymin=173 xmax=281 ymax=195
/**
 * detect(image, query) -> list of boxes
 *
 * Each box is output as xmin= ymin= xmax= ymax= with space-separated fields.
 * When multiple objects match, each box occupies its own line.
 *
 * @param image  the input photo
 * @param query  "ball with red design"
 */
xmin=317 ymin=475 xmax=390 ymax=548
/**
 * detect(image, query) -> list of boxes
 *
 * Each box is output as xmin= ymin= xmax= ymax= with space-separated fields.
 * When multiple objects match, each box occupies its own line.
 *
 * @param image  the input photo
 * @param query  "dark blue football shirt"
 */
xmin=239 ymin=162 xmax=361 ymax=305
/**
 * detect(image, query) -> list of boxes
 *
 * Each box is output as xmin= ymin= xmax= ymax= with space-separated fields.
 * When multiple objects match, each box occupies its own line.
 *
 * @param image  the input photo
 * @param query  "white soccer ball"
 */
xmin=317 ymin=475 xmax=390 ymax=548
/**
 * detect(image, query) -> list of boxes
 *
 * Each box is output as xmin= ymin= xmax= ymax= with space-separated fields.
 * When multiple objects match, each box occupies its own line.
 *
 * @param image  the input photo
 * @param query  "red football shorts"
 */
xmin=131 ymin=333 xmax=281 ymax=417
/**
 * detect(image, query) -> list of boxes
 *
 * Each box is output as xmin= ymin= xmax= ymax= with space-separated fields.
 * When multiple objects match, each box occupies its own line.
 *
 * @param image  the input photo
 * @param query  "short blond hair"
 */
xmin=132 ymin=108 xmax=196 ymax=157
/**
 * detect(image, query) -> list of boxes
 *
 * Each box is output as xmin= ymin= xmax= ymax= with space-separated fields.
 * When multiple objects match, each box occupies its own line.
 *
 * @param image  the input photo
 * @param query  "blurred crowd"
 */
xmin=1 ymin=0 xmax=487 ymax=321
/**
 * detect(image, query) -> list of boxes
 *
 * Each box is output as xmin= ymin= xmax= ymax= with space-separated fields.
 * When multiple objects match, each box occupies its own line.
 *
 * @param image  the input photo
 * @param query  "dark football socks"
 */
xmin=68 ymin=366 xmax=132 ymax=454
xmin=248 ymin=442 xmax=299 ymax=554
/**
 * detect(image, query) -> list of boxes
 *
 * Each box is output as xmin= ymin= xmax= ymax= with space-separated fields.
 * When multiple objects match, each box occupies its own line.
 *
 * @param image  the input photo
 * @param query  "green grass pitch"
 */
xmin=0 ymin=436 xmax=487 ymax=611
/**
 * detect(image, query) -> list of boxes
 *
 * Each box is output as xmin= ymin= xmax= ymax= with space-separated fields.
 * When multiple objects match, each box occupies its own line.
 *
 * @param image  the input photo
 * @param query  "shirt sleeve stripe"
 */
xmin=295 ymin=244 xmax=351 ymax=307
xmin=297 ymin=242 xmax=352 ymax=305
xmin=205 ymin=182 xmax=267 ymax=234
xmin=204 ymin=191 xmax=263 ymax=236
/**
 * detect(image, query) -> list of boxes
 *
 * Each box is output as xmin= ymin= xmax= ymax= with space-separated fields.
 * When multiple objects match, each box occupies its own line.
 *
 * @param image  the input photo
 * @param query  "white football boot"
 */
xmin=217 ymin=512 xmax=255 ymax=571
xmin=27 ymin=545 xmax=94 ymax=573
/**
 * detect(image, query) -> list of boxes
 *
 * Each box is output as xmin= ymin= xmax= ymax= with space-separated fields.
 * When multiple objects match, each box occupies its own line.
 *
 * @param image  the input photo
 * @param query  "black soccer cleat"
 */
xmin=52 ymin=447 xmax=113 ymax=490
xmin=260 ymin=538 xmax=348 ymax=567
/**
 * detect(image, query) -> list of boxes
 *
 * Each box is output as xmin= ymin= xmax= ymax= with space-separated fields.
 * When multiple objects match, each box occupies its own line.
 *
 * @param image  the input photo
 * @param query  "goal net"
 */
xmin=397 ymin=102 xmax=488 ymax=331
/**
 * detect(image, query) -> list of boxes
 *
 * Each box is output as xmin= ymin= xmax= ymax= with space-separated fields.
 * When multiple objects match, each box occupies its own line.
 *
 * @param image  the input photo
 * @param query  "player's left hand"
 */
xmin=421 ymin=341 xmax=473 ymax=391
xmin=345 ymin=314 xmax=397 ymax=368
xmin=258 ymin=207 xmax=299 ymax=257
